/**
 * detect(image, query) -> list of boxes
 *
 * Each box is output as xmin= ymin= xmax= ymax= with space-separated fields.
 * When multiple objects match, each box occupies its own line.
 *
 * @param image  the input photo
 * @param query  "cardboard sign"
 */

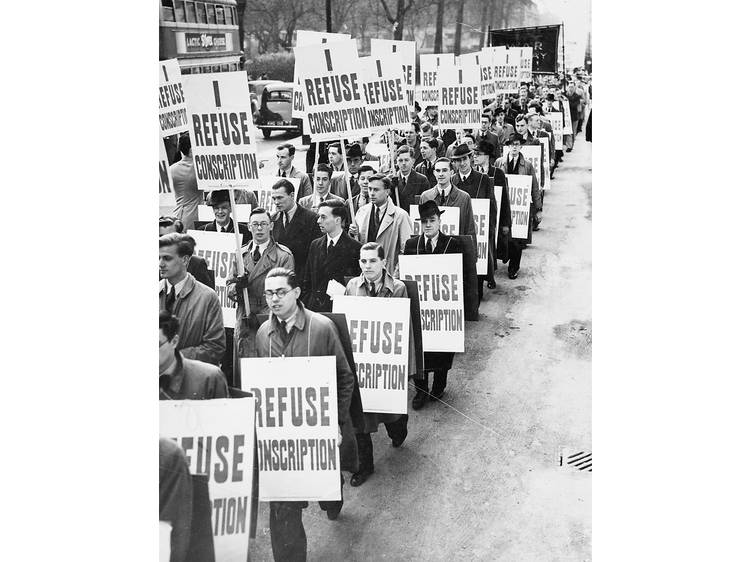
xmin=472 ymin=198 xmax=490 ymax=275
xmin=561 ymin=99 xmax=573 ymax=134
xmin=159 ymin=137 xmax=176 ymax=217
xmin=160 ymin=398 xmax=256 ymax=562
xmin=519 ymin=47 xmax=533 ymax=82
xmin=506 ymin=174 xmax=532 ymax=239
xmin=187 ymin=230 xmax=238 ymax=328
xmin=255 ymin=175 xmax=300 ymax=215
xmin=240 ymin=356 xmax=341 ymax=502
xmin=496 ymin=47 xmax=521 ymax=94
xmin=548 ymin=111 xmax=564 ymax=147
xmin=294 ymin=40 xmax=372 ymax=142
xmin=438 ymin=58 xmax=481 ymax=129
xmin=159 ymin=58 xmax=189 ymax=137
xmin=409 ymin=204 xmax=459 ymax=236
xmin=183 ymin=71 xmax=260 ymax=191
xmin=399 ymin=254 xmax=464 ymax=352
xmin=292 ymin=31 xmax=352 ymax=120
xmin=360 ymin=53 xmax=411 ymax=133
xmin=502 ymin=144 xmax=542 ymax=187
xmin=370 ymin=39 xmax=416 ymax=108
xmin=159 ymin=521 xmax=171 ymax=562
xmin=332 ymin=296 xmax=410 ymax=414
xmin=418 ymin=53 xmax=454 ymax=107
xmin=538 ymin=136 xmax=551 ymax=191
xmin=197 ymin=204 xmax=254 ymax=224
xmin=476 ymin=49 xmax=497 ymax=101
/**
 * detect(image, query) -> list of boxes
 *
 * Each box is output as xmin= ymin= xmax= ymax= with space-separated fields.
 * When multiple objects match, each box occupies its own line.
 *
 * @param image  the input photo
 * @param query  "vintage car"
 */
xmin=254 ymin=82 xmax=303 ymax=139
xmin=247 ymin=79 xmax=282 ymax=117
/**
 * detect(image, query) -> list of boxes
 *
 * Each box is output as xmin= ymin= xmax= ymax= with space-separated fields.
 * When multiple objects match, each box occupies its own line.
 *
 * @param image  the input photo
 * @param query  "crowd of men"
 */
xmin=159 ymin=69 xmax=592 ymax=561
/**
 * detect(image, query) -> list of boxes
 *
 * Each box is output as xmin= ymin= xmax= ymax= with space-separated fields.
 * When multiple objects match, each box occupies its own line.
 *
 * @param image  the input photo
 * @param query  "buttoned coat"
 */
xmin=275 ymin=166 xmax=313 ymax=200
xmin=270 ymin=204 xmax=323 ymax=279
xmin=419 ymin=184 xmax=477 ymax=242
xmin=451 ymin=169 xmax=497 ymax=276
xmin=494 ymin=153 xmax=541 ymax=244
xmin=352 ymin=199 xmax=412 ymax=276
xmin=159 ymin=273 xmax=226 ymax=365
xmin=388 ymin=169 xmax=430 ymax=213
xmin=302 ymin=232 xmax=362 ymax=312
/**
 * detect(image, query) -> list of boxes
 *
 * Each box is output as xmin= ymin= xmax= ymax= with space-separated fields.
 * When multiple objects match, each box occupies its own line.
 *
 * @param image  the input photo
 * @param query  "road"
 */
xmin=248 ymin=134 xmax=592 ymax=562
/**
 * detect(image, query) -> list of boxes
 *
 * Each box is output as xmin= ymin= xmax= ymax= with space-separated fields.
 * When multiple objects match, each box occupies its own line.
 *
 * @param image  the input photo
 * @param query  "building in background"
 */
xmin=159 ymin=0 xmax=242 ymax=74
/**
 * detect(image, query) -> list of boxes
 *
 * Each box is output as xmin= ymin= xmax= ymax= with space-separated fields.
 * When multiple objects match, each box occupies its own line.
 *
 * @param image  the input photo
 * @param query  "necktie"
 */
xmin=425 ymin=237 xmax=433 ymax=253
xmin=282 ymin=212 xmax=287 ymax=228
xmin=440 ymin=190 xmax=446 ymax=205
xmin=328 ymin=239 xmax=334 ymax=255
xmin=165 ymin=285 xmax=176 ymax=313
xmin=252 ymin=245 xmax=261 ymax=263
xmin=375 ymin=206 xmax=381 ymax=224
xmin=369 ymin=282 xmax=377 ymax=297
xmin=280 ymin=170 xmax=286 ymax=177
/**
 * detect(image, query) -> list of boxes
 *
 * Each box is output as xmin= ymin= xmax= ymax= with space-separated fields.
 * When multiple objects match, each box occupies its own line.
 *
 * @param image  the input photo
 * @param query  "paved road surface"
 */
xmin=248 ymin=135 xmax=592 ymax=562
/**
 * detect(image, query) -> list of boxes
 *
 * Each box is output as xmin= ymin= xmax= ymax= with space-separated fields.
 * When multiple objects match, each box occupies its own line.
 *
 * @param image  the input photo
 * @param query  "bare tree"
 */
xmin=453 ymin=0 xmax=465 ymax=55
xmin=379 ymin=0 xmax=415 ymax=40
xmin=434 ymin=0 xmax=444 ymax=52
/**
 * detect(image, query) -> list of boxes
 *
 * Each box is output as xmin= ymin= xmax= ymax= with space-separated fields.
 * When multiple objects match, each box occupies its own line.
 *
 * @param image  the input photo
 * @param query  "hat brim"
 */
xmin=450 ymin=151 xmax=473 ymax=159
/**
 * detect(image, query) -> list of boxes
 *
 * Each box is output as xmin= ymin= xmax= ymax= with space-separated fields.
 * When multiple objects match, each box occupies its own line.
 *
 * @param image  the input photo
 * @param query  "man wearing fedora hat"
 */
xmin=403 ymin=200 xmax=463 ymax=410
xmin=450 ymin=143 xmax=498 ymax=295
xmin=419 ymin=156 xmax=476 ymax=240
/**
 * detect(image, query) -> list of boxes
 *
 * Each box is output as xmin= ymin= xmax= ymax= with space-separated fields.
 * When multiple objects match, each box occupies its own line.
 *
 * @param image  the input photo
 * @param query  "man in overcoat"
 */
xmin=299 ymin=164 xmax=346 ymax=213
xmin=388 ymin=145 xmax=430 ymax=213
xmin=255 ymin=267 xmax=356 ymax=560
xmin=349 ymin=174 xmax=412 ymax=276
xmin=419 ymin=157 xmax=477 ymax=242
xmin=227 ymin=207 xmax=295 ymax=384
xmin=403 ymin=201 xmax=463 ymax=410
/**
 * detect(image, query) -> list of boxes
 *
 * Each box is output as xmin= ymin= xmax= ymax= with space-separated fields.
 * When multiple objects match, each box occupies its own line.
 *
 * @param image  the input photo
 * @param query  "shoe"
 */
xmin=429 ymin=389 xmax=445 ymax=401
xmin=487 ymin=279 xmax=496 ymax=289
xmin=412 ymin=393 xmax=427 ymax=410
xmin=508 ymin=270 xmax=519 ymax=279
xmin=391 ymin=433 xmax=407 ymax=448
xmin=532 ymin=225 xmax=540 ymax=231
xmin=326 ymin=505 xmax=342 ymax=520
xmin=566 ymin=147 xmax=572 ymax=152
xmin=350 ymin=469 xmax=373 ymax=487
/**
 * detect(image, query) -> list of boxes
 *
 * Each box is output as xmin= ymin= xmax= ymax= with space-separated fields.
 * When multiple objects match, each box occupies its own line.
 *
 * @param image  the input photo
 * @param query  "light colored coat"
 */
xmin=352 ymin=199 xmax=412 ymax=276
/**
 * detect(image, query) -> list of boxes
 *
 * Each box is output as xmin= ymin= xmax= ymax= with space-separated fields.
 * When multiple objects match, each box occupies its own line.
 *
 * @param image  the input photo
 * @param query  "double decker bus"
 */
xmin=159 ymin=0 xmax=242 ymax=75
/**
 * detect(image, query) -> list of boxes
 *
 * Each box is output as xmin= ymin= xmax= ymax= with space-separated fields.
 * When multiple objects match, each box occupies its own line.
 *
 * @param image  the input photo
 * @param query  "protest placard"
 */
xmin=561 ymin=98 xmax=573 ymax=134
xmin=519 ymin=47 xmax=533 ymax=82
xmin=360 ymin=53 xmax=411 ymax=133
xmin=159 ymin=59 xmax=189 ymax=137
xmin=548 ymin=111 xmax=564 ymax=147
xmin=159 ymin=521 xmax=171 ymax=562
xmin=399 ymin=254 xmax=464 ymax=352
xmin=159 ymin=137 xmax=176 ymax=217
xmin=506 ymin=174 xmax=533 ymax=239
xmin=160 ymin=398 xmax=256 ymax=562
xmin=494 ymin=185 xmax=503 ymax=236
xmin=473 ymin=199 xmax=490 ymax=276
xmin=409 ymin=204 xmax=459 ymax=236
xmin=474 ymin=49 xmax=496 ymax=101
xmin=183 ymin=71 xmax=260 ymax=191
xmin=503 ymin=144 xmax=542 ymax=187
xmin=254 ymin=175 xmax=300 ymax=215
xmin=197 ymin=204 xmax=254 ymax=224
xmin=496 ymin=47 xmax=521 ymax=94
xmin=292 ymin=31 xmax=352 ymax=121
xmin=437 ymin=57 xmax=481 ymax=129
xmin=418 ymin=53 xmax=454 ymax=107
xmin=370 ymin=39 xmax=416 ymax=108
xmin=240 ymin=356 xmax=341 ymax=501
xmin=538 ymin=136 xmax=551 ymax=191
xmin=293 ymin=40 xmax=372 ymax=142
xmin=332 ymin=296 xmax=410 ymax=414
xmin=187 ymin=230 xmax=238 ymax=328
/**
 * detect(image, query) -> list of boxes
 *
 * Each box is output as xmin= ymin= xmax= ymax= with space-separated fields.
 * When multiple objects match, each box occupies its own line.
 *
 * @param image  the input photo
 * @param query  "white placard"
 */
xmin=562 ymin=98 xmax=574 ymax=134
xmin=241 ymin=356 xmax=341 ymax=502
xmin=183 ymin=71 xmax=260 ymax=190
xmin=360 ymin=53 xmax=411 ymax=133
xmin=370 ymin=39 xmax=416 ymax=108
xmin=409 ymin=204 xmax=460 ymax=236
xmin=438 ymin=57 xmax=481 ymax=129
xmin=519 ymin=47 xmax=533 ymax=82
xmin=159 ymin=137 xmax=176 ymax=216
xmin=473 ymin=198 xmax=490 ymax=276
xmin=187 ymin=229 xmax=238 ymax=328
xmin=197 ymin=204 xmax=254 ymax=224
xmin=418 ymin=53 xmax=454 ymax=107
xmin=399 ymin=254 xmax=464 ymax=352
xmin=548 ymin=111 xmax=564 ymax=147
xmin=539 ymin=136 xmax=551 ymax=191
xmin=159 ymin=58 xmax=189 ymax=137
xmin=506 ymin=174 xmax=533 ymax=239
xmin=332 ymin=296 xmax=410 ymax=414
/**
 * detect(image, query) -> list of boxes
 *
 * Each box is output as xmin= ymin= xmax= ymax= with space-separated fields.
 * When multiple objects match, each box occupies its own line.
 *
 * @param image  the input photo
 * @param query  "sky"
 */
xmin=535 ymin=0 xmax=592 ymax=68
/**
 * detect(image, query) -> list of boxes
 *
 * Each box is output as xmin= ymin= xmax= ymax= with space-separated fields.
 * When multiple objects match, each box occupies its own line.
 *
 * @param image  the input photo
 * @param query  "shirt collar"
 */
xmin=286 ymin=203 xmax=298 ymax=221
xmin=327 ymin=230 xmax=343 ymax=246
xmin=315 ymin=190 xmax=331 ymax=205
xmin=270 ymin=302 xmax=307 ymax=333
xmin=166 ymin=275 xmax=188 ymax=296
xmin=437 ymin=183 xmax=452 ymax=197
xmin=216 ymin=219 xmax=232 ymax=232
xmin=253 ymin=239 xmax=270 ymax=254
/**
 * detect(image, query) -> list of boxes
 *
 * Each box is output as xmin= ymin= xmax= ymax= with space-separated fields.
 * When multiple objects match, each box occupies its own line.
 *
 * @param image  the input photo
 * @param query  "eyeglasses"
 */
xmin=264 ymin=288 xmax=292 ymax=299
xmin=249 ymin=221 xmax=270 ymax=228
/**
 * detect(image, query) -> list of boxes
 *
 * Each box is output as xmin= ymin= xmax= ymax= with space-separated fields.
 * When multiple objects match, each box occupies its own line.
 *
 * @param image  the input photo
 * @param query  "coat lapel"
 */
xmin=377 ymin=201 xmax=396 ymax=238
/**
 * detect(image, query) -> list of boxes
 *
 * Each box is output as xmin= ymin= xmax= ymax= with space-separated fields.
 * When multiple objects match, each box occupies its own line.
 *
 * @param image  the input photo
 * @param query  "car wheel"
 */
xmin=262 ymin=129 xmax=272 ymax=139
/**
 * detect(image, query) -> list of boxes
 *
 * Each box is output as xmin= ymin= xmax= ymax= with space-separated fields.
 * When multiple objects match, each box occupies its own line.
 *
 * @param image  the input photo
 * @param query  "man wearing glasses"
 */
xmin=228 ymin=208 xmax=294 ymax=383
xmin=255 ymin=267 xmax=357 ymax=559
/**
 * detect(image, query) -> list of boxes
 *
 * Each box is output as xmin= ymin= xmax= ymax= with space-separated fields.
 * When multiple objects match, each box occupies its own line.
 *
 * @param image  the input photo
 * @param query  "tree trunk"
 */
xmin=434 ymin=0 xmax=444 ymax=53
xmin=326 ymin=0 xmax=332 ymax=33
xmin=393 ymin=0 xmax=405 ymax=40
xmin=453 ymin=0 xmax=465 ymax=55
xmin=236 ymin=0 xmax=246 ymax=53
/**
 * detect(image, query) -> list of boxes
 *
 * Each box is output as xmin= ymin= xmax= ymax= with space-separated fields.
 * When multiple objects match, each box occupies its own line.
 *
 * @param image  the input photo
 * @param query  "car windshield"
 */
xmin=267 ymin=90 xmax=292 ymax=102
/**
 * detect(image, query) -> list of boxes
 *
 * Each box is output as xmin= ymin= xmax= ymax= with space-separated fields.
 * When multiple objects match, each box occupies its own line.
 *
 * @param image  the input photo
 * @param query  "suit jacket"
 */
xmin=330 ymin=171 xmax=360 ymax=200
xmin=452 ymin=169 xmax=497 ymax=273
xmin=201 ymin=219 xmax=251 ymax=246
xmin=389 ymin=169 xmax=430 ymax=213
xmin=419 ymin=184 xmax=477 ymax=241
xmin=302 ymin=232 xmax=362 ymax=312
xmin=352 ymin=199 xmax=412 ymax=276
xmin=188 ymin=255 xmax=214 ymax=290
xmin=476 ymin=130 xmax=500 ymax=160
xmin=275 ymin=166 xmax=312 ymax=201
xmin=270 ymin=204 xmax=323 ymax=278
xmin=159 ymin=351 xmax=229 ymax=400
xmin=159 ymin=273 xmax=226 ymax=365
xmin=298 ymin=191 xmax=346 ymax=214
xmin=414 ymin=159 xmax=438 ymax=188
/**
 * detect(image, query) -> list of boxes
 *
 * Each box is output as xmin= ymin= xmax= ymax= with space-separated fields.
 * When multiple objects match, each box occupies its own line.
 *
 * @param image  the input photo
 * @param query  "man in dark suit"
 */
xmin=415 ymin=138 xmax=439 ymax=188
xmin=403 ymin=201 xmax=463 ymax=410
xmin=302 ymin=200 xmax=362 ymax=312
xmin=389 ymin=145 xmax=430 ymax=213
xmin=269 ymin=178 xmax=323 ymax=278
xmin=201 ymin=189 xmax=251 ymax=245
xmin=450 ymin=142 xmax=498 ymax=296
xmin=158 ymin=215 xmax=214 ymax=289
xmin=476 ymin=113 xmax=500 ymax=160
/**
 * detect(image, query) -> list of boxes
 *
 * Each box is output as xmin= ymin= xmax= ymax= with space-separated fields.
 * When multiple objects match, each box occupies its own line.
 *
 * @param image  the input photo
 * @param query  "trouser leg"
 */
xmin=414 ymin=376 xmax=429 ymax=396
xmin=318 ymin=473 xmax=344 ymax=513
xmin=221 ymin=328 xmax=234 ymax=387
xmin=355 ymin=433 xmax=374 ymax=472
xmin=508 ymin=240 xmax=523 ymax=274
xmin=384 ymin=415 xmax=409 ymax=442
xmin=432 ymin=370 xmax=447 ymax=396
xmin=270 ymin=501 xmax=307 ymax=562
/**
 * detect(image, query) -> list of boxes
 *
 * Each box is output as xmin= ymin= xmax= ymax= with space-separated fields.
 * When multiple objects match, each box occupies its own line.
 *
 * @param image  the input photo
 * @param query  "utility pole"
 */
xmin=326 ymin=0 xmax=332 ymax=32
xmin=434 ymin=0 xmax=444 ymax=53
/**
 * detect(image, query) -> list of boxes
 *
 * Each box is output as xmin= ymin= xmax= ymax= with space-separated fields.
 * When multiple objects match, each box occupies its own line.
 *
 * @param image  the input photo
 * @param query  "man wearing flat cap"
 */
xmin=419 ymin=155 xmax=477 ymax=241
xmin=403 ymin=200 xmax=463 ymax=410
